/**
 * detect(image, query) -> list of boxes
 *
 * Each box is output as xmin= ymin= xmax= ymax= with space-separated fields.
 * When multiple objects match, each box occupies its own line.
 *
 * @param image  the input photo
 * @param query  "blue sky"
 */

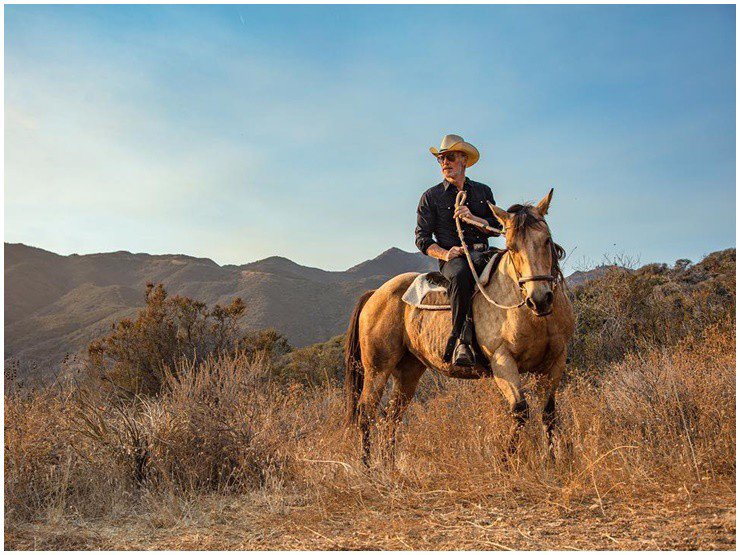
xmin=5 ymin=5 xmax=735 ymax=271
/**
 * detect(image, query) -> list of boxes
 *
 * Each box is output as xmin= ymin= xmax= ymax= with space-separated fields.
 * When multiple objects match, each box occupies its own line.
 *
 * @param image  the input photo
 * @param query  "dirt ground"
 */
xmin=6 ymin=486 xmax=735 ymax=550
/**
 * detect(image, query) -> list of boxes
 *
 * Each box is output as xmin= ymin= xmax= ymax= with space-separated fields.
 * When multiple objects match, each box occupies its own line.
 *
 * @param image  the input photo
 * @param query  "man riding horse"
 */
xmin=346 ymin=140 xmax=574 ymax=464
xmin=415 ymin=134 xmax=501 ymax=367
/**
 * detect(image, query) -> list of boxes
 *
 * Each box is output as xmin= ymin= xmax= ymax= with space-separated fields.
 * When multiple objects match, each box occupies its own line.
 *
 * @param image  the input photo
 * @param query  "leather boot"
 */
xmin=453 ymin=341 xmax=476 ymax=367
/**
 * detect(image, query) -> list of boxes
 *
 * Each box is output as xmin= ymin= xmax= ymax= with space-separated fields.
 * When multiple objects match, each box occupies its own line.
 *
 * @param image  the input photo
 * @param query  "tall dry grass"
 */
xmin=5 ymin=321 xmax=734 ymax=535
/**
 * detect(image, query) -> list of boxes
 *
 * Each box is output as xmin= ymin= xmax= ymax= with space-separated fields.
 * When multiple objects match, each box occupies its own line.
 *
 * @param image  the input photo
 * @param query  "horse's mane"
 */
xmin=506 ymin=203 xmax=566 ymax=282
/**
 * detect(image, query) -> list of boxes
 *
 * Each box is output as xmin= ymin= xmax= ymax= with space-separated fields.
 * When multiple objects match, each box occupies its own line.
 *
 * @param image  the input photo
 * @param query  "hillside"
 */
xmin=4 ymin=244 xmax=438 ymax=376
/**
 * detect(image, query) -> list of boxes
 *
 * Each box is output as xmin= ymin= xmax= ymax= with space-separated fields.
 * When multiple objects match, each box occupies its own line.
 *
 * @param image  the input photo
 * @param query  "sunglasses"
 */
xmin=436 ymin=152 xmax=460 ymax=164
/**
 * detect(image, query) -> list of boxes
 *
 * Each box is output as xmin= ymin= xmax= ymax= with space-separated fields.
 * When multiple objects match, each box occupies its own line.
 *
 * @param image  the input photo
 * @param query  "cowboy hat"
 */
xmin=429 ymin=134 xmax=480 ymax=167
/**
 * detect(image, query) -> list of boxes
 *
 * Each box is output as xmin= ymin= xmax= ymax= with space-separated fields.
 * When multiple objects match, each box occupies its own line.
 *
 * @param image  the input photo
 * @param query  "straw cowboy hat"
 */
xmin=429 ymin=134 xmax=480 ymax=167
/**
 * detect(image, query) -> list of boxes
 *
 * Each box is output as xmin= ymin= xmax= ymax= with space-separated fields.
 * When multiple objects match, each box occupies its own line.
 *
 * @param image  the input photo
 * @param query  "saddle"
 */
xmin=401 ymin=249 xmax=505 ymax=310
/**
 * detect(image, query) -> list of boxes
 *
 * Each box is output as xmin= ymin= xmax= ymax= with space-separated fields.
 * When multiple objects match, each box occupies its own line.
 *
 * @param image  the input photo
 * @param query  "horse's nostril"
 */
xmin=526 ymin=297 xmax=535 ymax=309
xmin=545 ymin=291 xmax=554 ymax=305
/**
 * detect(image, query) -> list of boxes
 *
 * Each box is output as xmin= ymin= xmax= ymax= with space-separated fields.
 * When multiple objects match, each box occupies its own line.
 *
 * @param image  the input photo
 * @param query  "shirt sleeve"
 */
xmin=415 ymin=190 xmax=436 ymax=255
xmin=483 ymin=186 xmax=503 ymax=233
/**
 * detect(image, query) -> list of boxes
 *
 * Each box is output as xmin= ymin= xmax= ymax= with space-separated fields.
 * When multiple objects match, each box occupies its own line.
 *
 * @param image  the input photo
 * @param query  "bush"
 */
xmin=568 ymin=249 xmax=735 ymax=371
xmin=86 ymin=283 xmax=291 ymax=395
xmin=275 ymin=335 xmax=344 ymax=387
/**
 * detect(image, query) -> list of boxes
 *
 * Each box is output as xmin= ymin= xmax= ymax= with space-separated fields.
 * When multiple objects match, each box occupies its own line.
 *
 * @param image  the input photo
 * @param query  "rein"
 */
xmin=453 ymin=190 xmax=557 ymax=310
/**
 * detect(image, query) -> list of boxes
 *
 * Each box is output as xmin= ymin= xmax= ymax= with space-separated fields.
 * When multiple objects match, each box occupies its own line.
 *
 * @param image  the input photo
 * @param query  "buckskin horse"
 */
xmin=344 ymin=190 xmax=575 ymax=465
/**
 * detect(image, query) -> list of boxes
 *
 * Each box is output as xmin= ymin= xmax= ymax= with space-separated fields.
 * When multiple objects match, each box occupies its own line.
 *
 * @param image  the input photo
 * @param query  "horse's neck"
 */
xmin=485 ymin=251 xmax=521 ymax=303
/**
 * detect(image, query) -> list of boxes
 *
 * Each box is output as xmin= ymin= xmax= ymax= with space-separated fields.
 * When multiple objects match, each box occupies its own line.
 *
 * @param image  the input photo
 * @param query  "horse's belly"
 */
xmin=404 ymin=306 xmax=491 ymax=379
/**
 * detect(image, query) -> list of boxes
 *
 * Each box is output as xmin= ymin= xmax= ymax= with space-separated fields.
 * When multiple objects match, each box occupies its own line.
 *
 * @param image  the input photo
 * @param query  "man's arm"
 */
xmin=451 ymin=186 xmax=502 ymax=235
xmin=452 ymin=209 xmax=492 ymax=229
xmin=427 ymin=243 xmax=462 ymax=262
xmin=415 ymin=191 xmax=436 ymax=255
xmin=415 ymin=190 xmax=462 ymax=262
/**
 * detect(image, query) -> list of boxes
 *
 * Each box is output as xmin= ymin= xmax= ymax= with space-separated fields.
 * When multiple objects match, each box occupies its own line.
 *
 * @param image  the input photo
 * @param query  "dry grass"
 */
xmin=5 ymin=324 xmax=735 ymax=550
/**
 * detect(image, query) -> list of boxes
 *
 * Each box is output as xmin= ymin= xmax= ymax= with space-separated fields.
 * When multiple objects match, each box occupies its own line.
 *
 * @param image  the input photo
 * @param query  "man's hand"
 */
xmin=425 ymin=243 xmax=464 ymax=262
xmin=453 ymin=205 xmax=473 ymax=219
xmin=454 ymin=205 xmax=488 ymax=228
xmin=445 ymin=246 xmax=464 ymax=261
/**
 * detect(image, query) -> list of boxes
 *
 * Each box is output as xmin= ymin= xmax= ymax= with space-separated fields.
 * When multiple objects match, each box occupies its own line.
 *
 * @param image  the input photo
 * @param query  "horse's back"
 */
xmin=375 ymin=272 xmax=420 ymax=296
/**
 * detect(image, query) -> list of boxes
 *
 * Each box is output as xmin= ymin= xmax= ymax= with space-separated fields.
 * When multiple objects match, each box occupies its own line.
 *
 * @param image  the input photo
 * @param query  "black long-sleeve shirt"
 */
xmin=415 ymin=177 xmax=501 ymax=255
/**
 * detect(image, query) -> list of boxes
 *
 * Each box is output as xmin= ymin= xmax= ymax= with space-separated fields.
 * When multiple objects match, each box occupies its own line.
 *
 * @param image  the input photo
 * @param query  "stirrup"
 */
xmin=452 ymin=342 xmax=476 ymax=367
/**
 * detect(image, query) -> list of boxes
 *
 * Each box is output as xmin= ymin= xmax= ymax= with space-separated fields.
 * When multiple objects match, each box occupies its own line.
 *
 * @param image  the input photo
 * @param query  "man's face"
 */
xmin=437 ymin=151 xmax=467 ymax=182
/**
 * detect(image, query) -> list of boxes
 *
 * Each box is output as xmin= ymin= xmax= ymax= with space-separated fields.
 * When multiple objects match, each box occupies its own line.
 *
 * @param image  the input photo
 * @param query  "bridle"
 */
xmin=453 ymin=190 xmax=559 ymax=310
xmin=508 ymin=239 xmax=559 ymax=292
xmin=518 ymin=275 xmax=557 ymax=285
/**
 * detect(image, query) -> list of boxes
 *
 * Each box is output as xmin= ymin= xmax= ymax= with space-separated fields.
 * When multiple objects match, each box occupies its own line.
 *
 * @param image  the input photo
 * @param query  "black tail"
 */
xmin=344 ymin=290 xmax=375 ymax=426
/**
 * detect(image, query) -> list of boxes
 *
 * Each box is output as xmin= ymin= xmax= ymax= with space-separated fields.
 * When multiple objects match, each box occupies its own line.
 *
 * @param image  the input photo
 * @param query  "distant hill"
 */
xmin=4 ymin=243 xmax=439 ymax=377
xmin=346 ymin=247 xmax=437 ymax=278
xmin=6 ymin=242 xmax=727 ymax=379
xmin=566 ymin=265 xmax=624 ymax=287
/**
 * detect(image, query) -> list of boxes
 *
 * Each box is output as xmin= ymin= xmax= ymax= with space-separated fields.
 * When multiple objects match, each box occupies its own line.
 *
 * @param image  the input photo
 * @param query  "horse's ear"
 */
xmin=536 ymin=188 xmax=554 ymax=216
xmin=488 ymin=202 xmax=511 ymax=228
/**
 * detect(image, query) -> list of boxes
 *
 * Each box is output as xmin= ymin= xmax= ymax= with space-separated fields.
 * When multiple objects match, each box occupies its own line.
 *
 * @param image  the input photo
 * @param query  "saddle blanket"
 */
xmin=401 ymin=250 xmax=504 ymax=311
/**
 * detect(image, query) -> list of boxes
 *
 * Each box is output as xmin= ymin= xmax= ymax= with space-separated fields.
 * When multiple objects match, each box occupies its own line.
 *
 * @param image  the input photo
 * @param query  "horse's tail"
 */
xmin=344 ymin=290 xmax=375 ymax=426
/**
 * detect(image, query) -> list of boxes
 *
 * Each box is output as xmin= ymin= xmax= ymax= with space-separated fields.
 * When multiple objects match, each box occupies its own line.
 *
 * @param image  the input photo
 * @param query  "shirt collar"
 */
xmin=442 ymin=176 xmax=471 ymax=192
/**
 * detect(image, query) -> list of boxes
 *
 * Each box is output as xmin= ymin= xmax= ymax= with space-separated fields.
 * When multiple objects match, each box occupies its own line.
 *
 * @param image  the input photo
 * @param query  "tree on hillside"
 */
xmin=87 ymin=283 xmax=290 ymax=395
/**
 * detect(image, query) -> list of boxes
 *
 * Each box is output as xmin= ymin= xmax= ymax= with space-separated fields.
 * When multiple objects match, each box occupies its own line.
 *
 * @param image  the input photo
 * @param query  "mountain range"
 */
xmin=6 ymin=242 xmax=617 ymax=378
xmin=4 ymin=243 xmax=440 ymax=375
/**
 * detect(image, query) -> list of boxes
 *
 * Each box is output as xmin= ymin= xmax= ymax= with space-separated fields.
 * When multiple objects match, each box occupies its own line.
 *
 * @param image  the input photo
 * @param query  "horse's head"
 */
xmin=488 ymin=189 xmax=564 ymax=317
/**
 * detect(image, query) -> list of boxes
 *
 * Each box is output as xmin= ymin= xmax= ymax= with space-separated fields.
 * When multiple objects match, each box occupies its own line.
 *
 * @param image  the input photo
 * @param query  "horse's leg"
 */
xmin=357 ymin=364 xmax=392 ymax=467
xmin=539 ymin=350 xmax=567 ymax=456
xmin=385 ymin=354 xmax=426 ymax=466
xmin=354 ymin=274 xmax=417 ymax=466
xmin=489 ymin=349 xmax=528 ymax=455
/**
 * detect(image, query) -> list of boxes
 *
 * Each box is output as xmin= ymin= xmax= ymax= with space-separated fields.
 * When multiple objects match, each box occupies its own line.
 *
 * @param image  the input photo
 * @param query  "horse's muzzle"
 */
xmin=525 ymin=290 xmax=554 ymax=316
